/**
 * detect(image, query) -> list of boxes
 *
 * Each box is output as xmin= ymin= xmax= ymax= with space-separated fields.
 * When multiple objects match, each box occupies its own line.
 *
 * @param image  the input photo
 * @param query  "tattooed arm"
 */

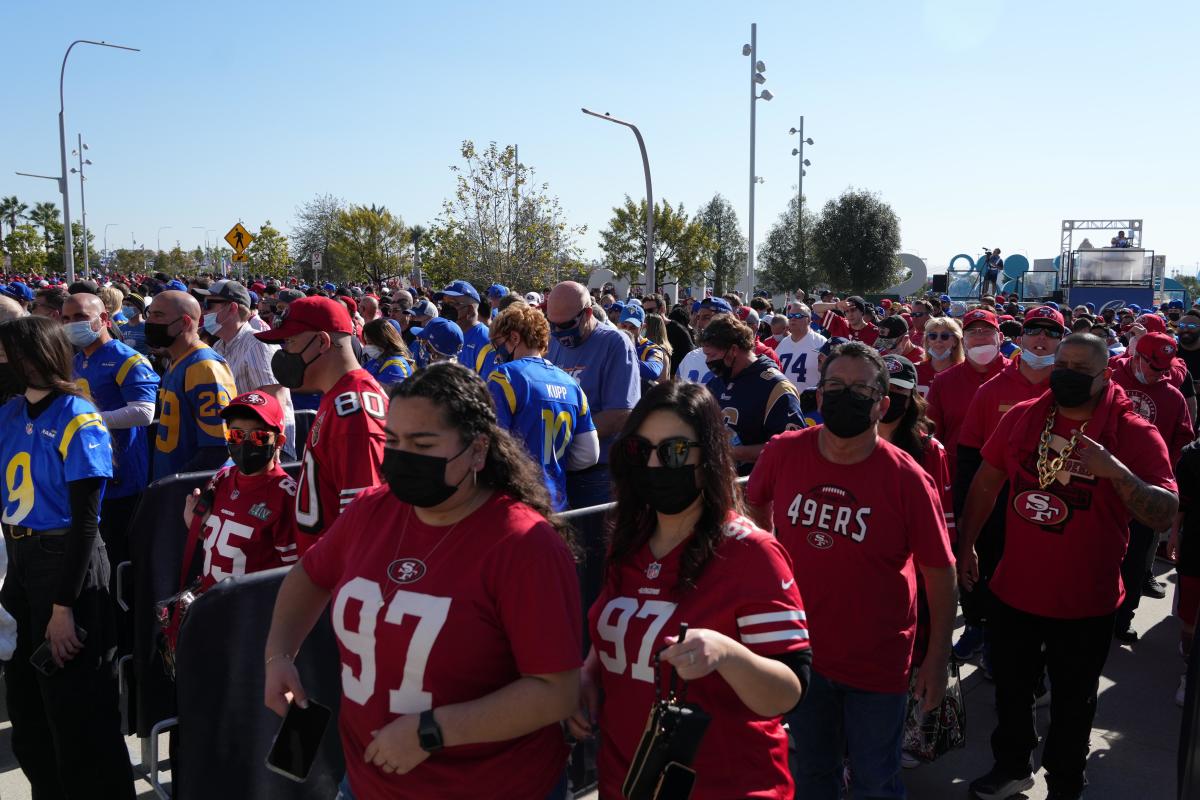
xmin=1076 ymin=433 xmax=1179 ymax=530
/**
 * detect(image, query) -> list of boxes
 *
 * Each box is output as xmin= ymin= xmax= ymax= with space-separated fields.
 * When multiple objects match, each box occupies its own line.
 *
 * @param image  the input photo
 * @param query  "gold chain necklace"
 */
xmin=1036 ymin=406 xmax=1087 ymax=490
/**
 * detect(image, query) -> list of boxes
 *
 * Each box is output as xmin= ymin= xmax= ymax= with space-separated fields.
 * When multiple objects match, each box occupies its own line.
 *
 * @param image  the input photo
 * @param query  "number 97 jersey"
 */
xmin=293 ymin=369 xmax=388 ymax=554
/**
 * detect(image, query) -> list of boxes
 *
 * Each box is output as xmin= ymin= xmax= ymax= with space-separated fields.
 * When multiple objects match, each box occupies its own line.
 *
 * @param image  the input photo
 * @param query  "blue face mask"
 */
xmin=554 ymin=326 xmax=583 ymax=349
xmin=1021 ymin=350 xmax=1056 ymax=369
xmin=492 ymin=341 xmax=513 ymax=364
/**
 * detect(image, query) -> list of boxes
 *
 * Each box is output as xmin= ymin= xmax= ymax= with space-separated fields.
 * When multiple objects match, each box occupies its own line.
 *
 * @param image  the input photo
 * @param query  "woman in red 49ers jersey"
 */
xmin=264 ymin=362 xmax=581 ymax=800
xmin=567 ymin=382 xmax=812 ymax=799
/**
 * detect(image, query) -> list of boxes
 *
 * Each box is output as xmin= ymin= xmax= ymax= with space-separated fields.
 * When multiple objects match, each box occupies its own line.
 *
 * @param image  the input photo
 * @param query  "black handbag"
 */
xmin=622 ymin=624 xmax=712 ymax=800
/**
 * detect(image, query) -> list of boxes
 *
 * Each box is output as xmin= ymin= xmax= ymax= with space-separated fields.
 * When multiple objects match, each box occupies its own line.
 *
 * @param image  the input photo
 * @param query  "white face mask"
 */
xmin=65 ymin=320 xmax=100 ymax=348
xmin=363 ymin=345 xmax=383 ymax=361
xmin=202 ymin=311 xmax=222 ymax=335
xmin=966 ymin=344 xmax=999 ymax=366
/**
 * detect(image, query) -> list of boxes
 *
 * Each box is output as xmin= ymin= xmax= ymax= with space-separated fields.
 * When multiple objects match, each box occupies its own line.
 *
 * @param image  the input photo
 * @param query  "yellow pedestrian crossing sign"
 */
xmin=225 ymin=223 xmax=254 ymax=253
xmin=231 ymin=251 xmax=249 ymax=263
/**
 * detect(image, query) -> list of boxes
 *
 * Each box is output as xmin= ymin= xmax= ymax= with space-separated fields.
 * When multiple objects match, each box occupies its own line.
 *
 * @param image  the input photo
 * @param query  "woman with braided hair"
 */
xmin=265 ymin=361 xmax=582 ymax=799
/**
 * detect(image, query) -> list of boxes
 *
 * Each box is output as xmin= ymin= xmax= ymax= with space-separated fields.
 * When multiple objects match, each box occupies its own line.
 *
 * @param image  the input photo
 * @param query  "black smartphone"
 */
xmin=193 ymin=486 xmax=216 ymax=518
xmin=265 ymin=699 xmax=331 ymax=783
xmin=29 ymin=625 xmax=88 ymax=677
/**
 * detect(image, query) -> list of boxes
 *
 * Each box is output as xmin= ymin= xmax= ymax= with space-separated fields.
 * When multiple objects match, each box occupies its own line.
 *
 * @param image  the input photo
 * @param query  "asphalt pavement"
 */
xmin=0 ymin=559 xmax=1185 ymax=799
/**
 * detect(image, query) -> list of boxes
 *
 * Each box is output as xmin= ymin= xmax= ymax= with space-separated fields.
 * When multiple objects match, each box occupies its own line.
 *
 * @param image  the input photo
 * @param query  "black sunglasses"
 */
xmin=1022 ymin=325 xmax=1064 ymax=340
xmin=621 ymin=435 xmax=701 ymax=469
xmin=549 ymin=308 xmax=586 ymax=333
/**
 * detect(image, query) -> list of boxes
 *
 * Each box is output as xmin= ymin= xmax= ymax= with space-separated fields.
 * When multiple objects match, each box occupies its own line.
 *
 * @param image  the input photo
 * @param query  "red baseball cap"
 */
xmin=220 ymin=390 xmax=284 ymax=433
xmin=1023 ymin=305 xmax=1065 ymax=329
xmin=1135 ymin=332 xmax=1178 ymax=370
xmin=338 ymin=296 xmax=358 ymax=316
xmin=1135 ymin=313 xmax=1167 ymax=333
xmin=961 ymin=308 xmax=999 ymax=330
xmin=254 ymin=296 xmax=352 ymax=342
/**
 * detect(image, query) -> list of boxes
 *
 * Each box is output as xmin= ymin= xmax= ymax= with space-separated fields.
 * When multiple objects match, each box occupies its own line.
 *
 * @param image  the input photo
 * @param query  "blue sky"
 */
xmin=3 ymin=0 xmax=1198 ymax=279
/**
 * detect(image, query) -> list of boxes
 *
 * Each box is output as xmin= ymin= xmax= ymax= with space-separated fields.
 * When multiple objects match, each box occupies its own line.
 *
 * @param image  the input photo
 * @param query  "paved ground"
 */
xmin=0 ymin=560 xmax=1185 ymax=799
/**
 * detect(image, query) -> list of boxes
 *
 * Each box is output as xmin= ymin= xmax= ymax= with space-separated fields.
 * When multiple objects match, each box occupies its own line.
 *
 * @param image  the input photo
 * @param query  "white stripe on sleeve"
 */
xmin=741 ymin=629 xmax=811 ymax=645
xmin=736 ymin=609 xmax=807 ymax=628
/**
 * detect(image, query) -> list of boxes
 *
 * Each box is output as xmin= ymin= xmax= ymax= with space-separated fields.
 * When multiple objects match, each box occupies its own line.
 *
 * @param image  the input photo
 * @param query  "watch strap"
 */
xmin=418 ymin=709 xmax=444 ymax=753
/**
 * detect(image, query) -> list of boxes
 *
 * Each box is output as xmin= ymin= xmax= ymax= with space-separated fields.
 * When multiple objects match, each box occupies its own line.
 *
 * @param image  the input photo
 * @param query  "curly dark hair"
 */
xmin=388 ymin=361 xmax=575 ymax=554
xmin=607 ymin=381 xmax=741 ymax=594
xmin=0 ymin=316 xmax=84 ymax=398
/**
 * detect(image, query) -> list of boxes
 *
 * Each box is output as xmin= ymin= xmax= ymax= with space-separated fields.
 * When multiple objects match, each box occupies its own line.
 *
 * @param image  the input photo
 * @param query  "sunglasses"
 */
xmin=787 ymin=313 xmax=810 ymax=320
xmin=549 ymin=308 xmax=586 ymax=333
xmin=226 ymin=428 xmax=275 ymax=446
xmin=926 ymin=331 xmax=955 ymax=341
xmin=1022 ymin=325 xmax=1064 ymax=340
xmin=621 ymin=435 xmax=701 ymax=469
xmin=911 ymin=311 xmax=928 ymax=318
xmin=1180 ymin=323 xmax=1200 ymax=331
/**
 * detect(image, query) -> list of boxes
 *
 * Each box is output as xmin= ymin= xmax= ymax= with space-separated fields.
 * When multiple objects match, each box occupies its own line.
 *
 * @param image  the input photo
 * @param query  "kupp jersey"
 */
xmin=154 ymin=344 xmax=238 ymax=481
xmin=487 ymin=357 xmax=596 ymax=512
xmin=0 ymin=393 xmax=112 ymax=529
xmin=364 ymin=354 xmax=413 ymax=389
xmin=982 ymin=388 xmax=1177 ymax=619
xmin=746 ymin=428 xmax=953 ymax=693
xmin=294 ymin=369 xmax=388 ymax=554
xmin=773 ymin=330 xmax=826 ymax=393
xmin=302 ymin=488 xmax=581 ymax=800
xmin=590 ymin=515 xmax=809 ymax=800
xmin=459 ymin=321 xmax=497 ymax=380
xmin=74 ymin=339 xmax=159 ymax=498
xmin=196 ymin=464 xmax=298 ymax=591
xmin=707 ymin=356 xmax=805 ymax=473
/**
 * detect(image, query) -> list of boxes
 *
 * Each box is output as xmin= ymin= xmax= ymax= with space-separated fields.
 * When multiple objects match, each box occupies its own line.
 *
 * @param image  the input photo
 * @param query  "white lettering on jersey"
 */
xmin=596 ymin=597 xmax=678 ymax=683
xmin=545 ymin=383 xmax=568 ymax=400
xmin=786 ymin=485 xmax=872 ymax=543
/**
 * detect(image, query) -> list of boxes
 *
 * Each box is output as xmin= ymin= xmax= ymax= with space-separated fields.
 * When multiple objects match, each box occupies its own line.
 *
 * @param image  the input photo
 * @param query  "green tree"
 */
xmin=758 ymin=193 xmax=821 ymax=294
xmin=810 ymin=188 xmax=902 ymax=293
xmin=28 ymin=202 xmax=59 ymax=250
xmin=598 ymin=196 xmax=714 ymax=290
xmin=245 ymin=221 xmax=290 ymax=278
xmin=4 ymin=224 xmax=47 ymax=272
xmin=422 ymin=141 xmax=585 ymax=291
xmin=0 ymin=196 xmax=28 ymax=238
xmin=697 ymin=194 xmax=747 ymax=295
xmin=329 ymin=204 xmax=410 ymax=286
xmin=290 ymin=193 xmax=345 ymax=281
xmin=112 ymin=248 xmax=148 ymax=274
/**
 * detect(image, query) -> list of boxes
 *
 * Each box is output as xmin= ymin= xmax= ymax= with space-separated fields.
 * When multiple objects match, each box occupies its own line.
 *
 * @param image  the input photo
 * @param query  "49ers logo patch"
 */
xmin=387 ymin=558 xmax=427 ymax=584
xmin=1013 ymin=490 xmax=1069 ymax=526
xmin=807 ymin=531 xmax=834 ymax=550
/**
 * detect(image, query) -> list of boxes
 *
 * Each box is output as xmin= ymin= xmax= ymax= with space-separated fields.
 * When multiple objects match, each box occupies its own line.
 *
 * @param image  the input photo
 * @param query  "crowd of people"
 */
xmin=0 ymin=267 xmax=1197 ymax=799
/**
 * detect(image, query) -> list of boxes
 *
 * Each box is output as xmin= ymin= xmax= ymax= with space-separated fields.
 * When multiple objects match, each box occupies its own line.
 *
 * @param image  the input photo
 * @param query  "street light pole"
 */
xmin=157 ymin=226 xmax=172 ymax=255
xmin=789 ymin=116 xmax=814 ymax=276
xmin=581 ymin=108 xmax=656 ymax=296
xmin=70 ymin=134 xmax=92 ymax=277
xmin=743 ymin=24 xmax=773 ymax=299
xmin=58 ymin=40 xmax=140 ymax=283
xmin=104 ymin=223 xmax=118 ymax=261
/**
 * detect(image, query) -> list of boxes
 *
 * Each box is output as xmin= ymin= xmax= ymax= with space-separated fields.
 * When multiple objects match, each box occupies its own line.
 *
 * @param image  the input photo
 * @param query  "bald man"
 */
xmin=546 ymin=281 xmax=641 ymax=509
xmin=63 ymin=293 xmax=160 ymax=641
xmin=146 ymin=290 xmax=238 ymax=479
xmin=0 ymin=295 xmax=25 ymax=322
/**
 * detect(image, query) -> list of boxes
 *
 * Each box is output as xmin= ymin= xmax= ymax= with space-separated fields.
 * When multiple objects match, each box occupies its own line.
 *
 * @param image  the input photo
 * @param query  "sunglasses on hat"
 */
xmin=621 ymin=435 xmax=701 ymax=469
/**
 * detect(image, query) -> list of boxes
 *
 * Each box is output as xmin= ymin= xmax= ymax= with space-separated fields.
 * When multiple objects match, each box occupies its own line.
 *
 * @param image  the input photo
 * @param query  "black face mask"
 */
xmin=706 ymin=350 xmax=731 ymax=382
xmin=820 ymin=389 xmax=877 ymax=438
xmin=1181 ymin=333 xmax=1199 ymax=346
xmin=145 ymin=317 xmax=182 ymax=349
xmin=631 ymin=465 xmax=701 ymax=515
xmin=228 ymin=443 xmax=274 ymax=475
xmin=271 ymin=338 xmax=321 ymax=389
xmin=1169 ymin=312 xmax=1181 ymax=321
xmin=440 ymin=304 xmax=459 ymax=324
xmin=381 ymin=443 xmax=472 ymax=508
xmin=1049 ymin=367 xmax=1098 ymax=408
xmin=0 ymin=362 xmax=25 ymax=397
xmin=881 ymin=392 xmax=909 ymax=424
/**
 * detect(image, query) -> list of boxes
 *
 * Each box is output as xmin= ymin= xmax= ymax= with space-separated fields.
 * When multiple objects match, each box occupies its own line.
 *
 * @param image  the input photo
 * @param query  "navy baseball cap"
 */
xmin=939 ymin=294 xmax=951 ymax=303
xmin=700 ymin=297 xmax=733 ymax=314
xmin=412 ymin=317 xmax=464 ymax=357
xmin=410 ymin=298 xmax=438 ymax=318
xmin=486 ymin=284 xmax=508 ymax=299
xmin=441 ymin=280 xmax=480 ymax=303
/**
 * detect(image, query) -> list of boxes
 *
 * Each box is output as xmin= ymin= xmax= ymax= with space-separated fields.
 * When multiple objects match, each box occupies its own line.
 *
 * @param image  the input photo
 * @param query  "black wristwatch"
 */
xmin=418 ymin=709 xmax=444 ymax=753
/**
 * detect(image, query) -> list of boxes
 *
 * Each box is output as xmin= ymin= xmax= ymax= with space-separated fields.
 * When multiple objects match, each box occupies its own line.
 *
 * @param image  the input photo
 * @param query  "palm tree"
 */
xmin=28 ymin=202 xmax=59 ymax=251
xmin=0 ymin=196 xmax=29 ymax=237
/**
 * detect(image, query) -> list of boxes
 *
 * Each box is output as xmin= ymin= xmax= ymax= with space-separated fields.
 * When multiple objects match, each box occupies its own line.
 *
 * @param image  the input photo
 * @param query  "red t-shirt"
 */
xmin=294 ymin=369 xmax=388 ymax=554
xmin=981 ymin=387 xmax=1178 ymax=619
xmin=590 ymin=515 xmax=808 ymax=800
xmin=926 ymin=356 xmax=1008 ymax=475
xmin=848 ymin=322 xmax=879 ymax=347
xmin=1109 ymin=353 xmax=1191 ymax=392
xmin=197 ymin=464 xmax=298 ymax=591
xmin=746 ymin=428 xmax=954 ymax=693
xmin=1111 ymin=359 xmax=1195 ymax=464
xmin=915 ymin=359 xmax=949 ymax=398
xmin=754 ymin=339 xmax=783 ymax=370
xmin=302 ymin=487 xmax=582 ymax=800
xmin=821 ymin=311 xmax=850 ymax=339
xmin=920 ymin=436 xmax=956 ymax=546
xmin=958 ymin=362 xmax=1050 ymax=450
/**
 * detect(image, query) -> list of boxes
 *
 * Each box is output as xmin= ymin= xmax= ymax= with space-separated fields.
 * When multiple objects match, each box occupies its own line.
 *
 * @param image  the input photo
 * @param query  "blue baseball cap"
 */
xmin=1170 ymin=299 xmax=1185 ymax=309
xmin=609 ymin=300 xmax=626 ymax=316
xmin=1085 ymin=302 xmax=1096 ymax=312
xmin=412 ymin=317 xmax=464 ymax=357
xmin=167 ymin=279 xmax=188 ymax=292
xmin=819 ymin=336 xmax=850 ymax=357
xmin=619 ymin=304 xmax=645 ymax=326
xmin=322 ymin=282 xmax=337 ymax=292
xmin=1045 ymin=301 xmax=1060 ymax=311
xmin=248 ymin=291 xmax=259 ymax=305
xmin=0 ymin=281 xmax=33 ymax=302
xmin=939 ymin=294 xmax=951 ymax=303
xmin=691 ymin=301 xmax=703 ymax=313
xmin=1129 ymin=304 xmax=1141 ymax=312
xmin=700 ymin=297 xmax=733 ymax=314
xmin=441 ymin=280 xmax=480 ymax=303
xmin=486 ymin=283 xmax=508 ymax=299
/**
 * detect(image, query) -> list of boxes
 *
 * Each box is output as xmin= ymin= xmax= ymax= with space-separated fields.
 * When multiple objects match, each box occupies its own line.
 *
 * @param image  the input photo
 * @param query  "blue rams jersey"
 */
xmin=460 ymin=321 xmax=497 ymax=379
xmin=635 ymin=337 xmax=667 ymax=384
xmin=0 ymin=393 xmax=112 ymax=530
xmin=707 ymin=355 xmax=805 ymax=474
xmin=365 ymin=354 xmax=414 ymax=389
xmin=487 ymin=357 xmax=596 ymax=512
xmin=120 ymin=322 xmax=150 ymax=355
xmin=74 ymin=340 xmax=159 ymax=498
xmin=153 ymin=344 xmax=237 ymax=481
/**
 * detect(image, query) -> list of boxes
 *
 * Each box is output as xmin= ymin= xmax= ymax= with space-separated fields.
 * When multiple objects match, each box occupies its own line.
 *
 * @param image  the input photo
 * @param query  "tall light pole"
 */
xmin=743 ymin=24 xmax=773 ymax=298
xmin=582 ymin=108 xmax=656 ymax=296
xmin=193 ymin=226 xmax=207 ymax=267
xmin=104 ymin=223 xmax=118 ymax=260
xmin=157 ymin=226 xmax=172 ymax=254
xmin=70 ymin=135 xmax=92 ymax=277
xmin=57 ymin=40 xmax=140 ymax=282
xmin=206 ymin=229 xmax=217 ymax=267
xmin=789 ymin=116 xmax=813 ymax=277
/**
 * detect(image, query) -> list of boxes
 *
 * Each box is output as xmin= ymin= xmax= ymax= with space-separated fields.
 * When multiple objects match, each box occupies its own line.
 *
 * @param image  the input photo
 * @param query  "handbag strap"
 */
xmin=653 ymin=622 xmax=690 ymax=704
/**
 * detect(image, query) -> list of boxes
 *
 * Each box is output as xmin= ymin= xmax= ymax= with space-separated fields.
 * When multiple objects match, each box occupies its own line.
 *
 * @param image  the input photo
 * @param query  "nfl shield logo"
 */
xmin=645 ymin=562 xmax=661 ymax=579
